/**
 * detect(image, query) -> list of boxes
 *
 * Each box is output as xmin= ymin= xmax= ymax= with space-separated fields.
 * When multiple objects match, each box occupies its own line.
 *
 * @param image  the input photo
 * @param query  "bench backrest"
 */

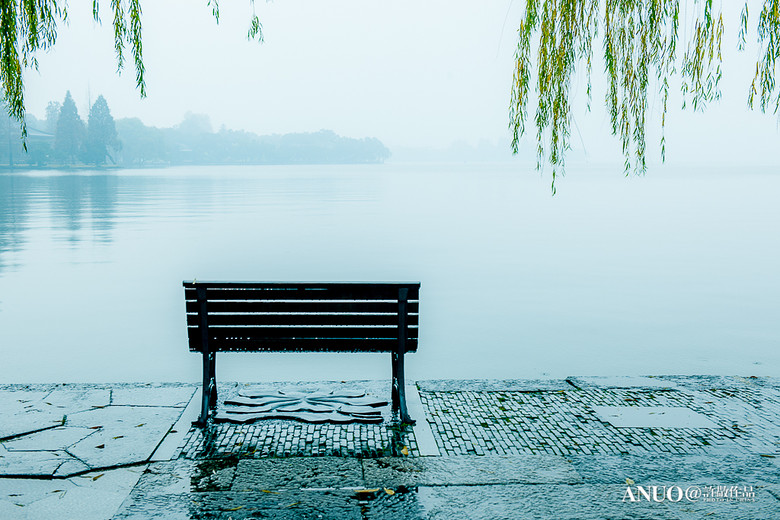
xmin=184 ymin=282 xmax=420 ymax=353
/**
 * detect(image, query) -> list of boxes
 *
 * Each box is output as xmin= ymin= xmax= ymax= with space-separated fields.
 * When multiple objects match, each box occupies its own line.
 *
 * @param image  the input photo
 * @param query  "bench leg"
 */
xmin=194 ymin=352 xmax=215 ymax=427
xmin=391 ymin=351 xmax=415 ymax=425
xmin=209 ymin=352 xmax=218 ymax=408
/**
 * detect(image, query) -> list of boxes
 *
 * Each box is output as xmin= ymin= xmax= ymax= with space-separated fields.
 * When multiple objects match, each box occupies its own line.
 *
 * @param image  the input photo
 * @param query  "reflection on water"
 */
xmin=0 ymin=164 xmax=779 ymax=383
xmin=0 ymin=174 xmax=119 ymax=263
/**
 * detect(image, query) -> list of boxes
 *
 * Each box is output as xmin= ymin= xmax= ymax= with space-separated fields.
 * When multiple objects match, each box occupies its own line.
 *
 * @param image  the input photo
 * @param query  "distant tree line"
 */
xmin=0 ymin=94 xmax=390 ymax=169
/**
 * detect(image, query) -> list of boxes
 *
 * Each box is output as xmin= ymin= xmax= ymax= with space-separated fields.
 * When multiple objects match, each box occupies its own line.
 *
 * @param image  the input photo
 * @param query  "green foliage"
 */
xmin=0 ymin=1 xmax=263 ymax=142
xmin=84 ymin=95 xmax=119 ymax=165
xmin=511 ymin=0 xmax=780 ymax=193
xmin=44 ymin=100 xmax=60 ymax=133
xmin=54 ymin=91 xmax=84 ymax=164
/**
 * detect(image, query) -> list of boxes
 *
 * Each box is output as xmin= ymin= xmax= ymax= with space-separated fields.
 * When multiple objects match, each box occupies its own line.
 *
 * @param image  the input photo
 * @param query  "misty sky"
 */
xmin=23 ymin=0 xmax=780 ymax=164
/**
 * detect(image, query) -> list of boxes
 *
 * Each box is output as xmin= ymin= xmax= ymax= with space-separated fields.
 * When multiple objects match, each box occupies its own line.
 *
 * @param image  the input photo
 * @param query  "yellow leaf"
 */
xmin=384 ymin=488 xmax=395 ymax=495
xmin=355 ymin=488 xmax=380 ymax=494
xmin=260 ymin=489 xmax=279 ymax=494
xmin=625 ymin=478 xmax=635 ymax=486
xmin=400 ymin=446 xmax=409 ymax=456
xmin=112 ymin=436 xmax=124 ymax=440
xmin=225 ymin=506 xmax=243 ymax=511
xmin=285 ymin=502 xmax=300 ymax=508
xmin=92 ymin=473 xmax=104 ymax=481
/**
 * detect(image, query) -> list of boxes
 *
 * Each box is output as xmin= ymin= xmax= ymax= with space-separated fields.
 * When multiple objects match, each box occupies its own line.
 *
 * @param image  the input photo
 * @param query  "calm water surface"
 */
xmin=1 ymin=163 xmax=778 ymax=383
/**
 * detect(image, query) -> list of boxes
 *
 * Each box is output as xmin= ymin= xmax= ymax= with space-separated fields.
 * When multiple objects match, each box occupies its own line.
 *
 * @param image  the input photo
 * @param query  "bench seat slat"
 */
xmin=184 ymin=285 xmax=419 ymax=301
xmin=185 ymin=313 xmax=419 ymax=327
xmin=188 ymin=337 xmax=418 ymax=352
xmin=187 ymin=325 xmax=418 ymax=340
xmin=185 ymin=301 xmax=419 ymax=314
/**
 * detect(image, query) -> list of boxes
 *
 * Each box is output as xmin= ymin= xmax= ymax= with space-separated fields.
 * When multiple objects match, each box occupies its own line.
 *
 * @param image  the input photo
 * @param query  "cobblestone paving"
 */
xmin=420 ymin=383 xmax=780 ymax=457
xmin=179 ymin=420 xmax=418 ymax=458
xmin=179 ymin=382 xmax=418 ymax=459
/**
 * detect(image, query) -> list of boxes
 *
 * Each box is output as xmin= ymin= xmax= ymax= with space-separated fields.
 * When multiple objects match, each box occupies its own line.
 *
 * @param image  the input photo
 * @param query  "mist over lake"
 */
xmin=1 ymin=162 xmax=778 ymax=384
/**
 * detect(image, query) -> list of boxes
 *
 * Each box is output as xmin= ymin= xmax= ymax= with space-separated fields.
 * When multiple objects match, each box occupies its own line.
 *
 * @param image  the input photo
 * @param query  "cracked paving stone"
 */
xmin=0 ymin=406 xmax=65 ymax=441
xmin=110 ymin=386 xmax=196 ymax=408
xmin=362 ymin=454 xmax=582 ymax=487
xmin=2 ymin=427 xmax=98 ymax=451
xmin=43 ymin=388 xmax=111 ymax=411
xmin=0 ymin=466 xmax=144 ymax=519
xmin=65 ymin=406 xmax=183 ymax=470
xmin=232 ymin=457 xmax=364 ymax=490
xmin=0 ymin=442 xmax=81 ymax=477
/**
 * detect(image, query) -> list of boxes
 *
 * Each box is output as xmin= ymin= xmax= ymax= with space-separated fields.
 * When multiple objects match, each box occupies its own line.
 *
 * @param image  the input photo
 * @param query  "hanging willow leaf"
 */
xmin=511 ymin=0 xmax=780 ymax=193
xmin=0 ymin=1 xmax=265 ymax=144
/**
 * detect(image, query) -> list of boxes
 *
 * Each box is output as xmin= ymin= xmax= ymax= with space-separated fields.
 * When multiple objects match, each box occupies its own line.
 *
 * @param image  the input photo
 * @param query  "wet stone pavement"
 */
xmin=1 ymin=376 xmax=779 ymax=519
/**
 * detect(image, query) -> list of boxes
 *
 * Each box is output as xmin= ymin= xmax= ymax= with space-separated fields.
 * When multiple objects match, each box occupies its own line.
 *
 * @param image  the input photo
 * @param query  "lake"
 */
xmin=1 ymin=163 xmax=778 ymax=384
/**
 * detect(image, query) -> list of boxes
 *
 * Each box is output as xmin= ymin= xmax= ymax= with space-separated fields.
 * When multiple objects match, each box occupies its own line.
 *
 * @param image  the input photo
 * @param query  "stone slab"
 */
xmin=44 ymin=388 xmax=111 ymax=410
xmin=569 ymin=453 xmax=780 ymax=485
xmin=0 ymin=443 xmax=77 ymax=477
xmin=66 ymin=406 xmax=183 ymax=469
xmin=413 ymin=483 xmax=780 ymax=520
xmin=127 ymin=461 xmax=197 ymax=496
xmin=114 ymin=489 xmax=364 ymax=520
xmin=150 ymin=389 xmax=200 ymax=461
xmin=0 ymin=466 xmax=144 ymax=520
xmin=110 ymin=386 xmax=196 ymax=408
xmin=568 ymin=376 xmax=679 ymax=390
xmin=406 ymin=383 xmax=439 ymax=456
xmin=0 ymin=410 xmax=65 ymax=441
xmin=362 ymin=454 xmax=582 ymax=487
xmin=232 ymin=457 xmax=364 ymax=491
xmin=593 ymin=406 xmax=720 ymax=429
xmin=2 ymin=427 xmax=97 ymax=451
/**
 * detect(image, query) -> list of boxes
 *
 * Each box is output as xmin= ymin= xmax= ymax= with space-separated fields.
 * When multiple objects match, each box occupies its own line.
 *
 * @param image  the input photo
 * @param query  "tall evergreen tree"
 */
xmin=54 ymin=92 xmax=84 ymax=165
xmin=84 ymin=95 xmax=119 ymax=165
xmin=44 ymin=102 xmax=61 ymax=134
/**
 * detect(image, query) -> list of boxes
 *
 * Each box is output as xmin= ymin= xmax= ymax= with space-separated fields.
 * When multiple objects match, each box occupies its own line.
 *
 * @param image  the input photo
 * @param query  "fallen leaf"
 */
xmin=89 ymin=426 xmax=101 ymax=430
xmin=285 ymin=502 xmax=300 ymax=508
xmin=355 ymin=488 xmax=380 ymax=494
xmin=626 ymin=478 xmax=635 ymax=485
xmin=759 ymin=454 xmax=776 ymax=458
xmin=170 ymin=430 xmax=178 ymax=434
xmin=112 ymin=436 xmax=124 ymax=440
xmin=400 ymin=446 xmax=409 ymax=456
xmin=225 ymin=506 xmax=243 ymax=511
xmin=260 ymin=490 xmax=279 ymax=494
xmin=92 ymin=473 xmax=104 ymax=481
xmin=95 ymin=444 xmax=105 ymax=449
xmin=384 ymin=488 xmax=395 ymax=495
xmin=52 ymin=490 xmax=65 ymax=493
xmin=135 ymin=423 xmax=145 ymax=428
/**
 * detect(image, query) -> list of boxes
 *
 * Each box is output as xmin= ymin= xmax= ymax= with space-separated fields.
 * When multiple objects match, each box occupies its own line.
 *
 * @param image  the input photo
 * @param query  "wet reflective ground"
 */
xmin=2 ymin=378 xmax=780 ymax=519
xmin=114 ymin=454 xmax=780 ymax=519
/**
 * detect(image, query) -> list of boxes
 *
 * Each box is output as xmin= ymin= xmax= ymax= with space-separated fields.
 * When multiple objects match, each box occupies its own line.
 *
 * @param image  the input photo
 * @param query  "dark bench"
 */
xmin=184 ymin=281 xmax=420 ymax=426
